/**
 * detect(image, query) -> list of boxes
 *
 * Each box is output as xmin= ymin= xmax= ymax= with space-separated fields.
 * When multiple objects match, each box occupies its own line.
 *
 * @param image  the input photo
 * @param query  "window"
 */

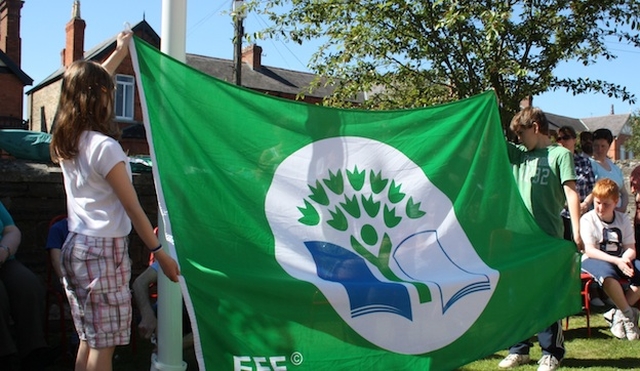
xmin=115 ymin=74 xmax=135 ymax=120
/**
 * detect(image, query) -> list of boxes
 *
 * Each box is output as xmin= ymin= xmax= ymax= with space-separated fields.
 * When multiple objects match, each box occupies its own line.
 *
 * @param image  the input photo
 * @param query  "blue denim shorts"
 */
xmin=582 ymin=257 xmax=640 ymax=287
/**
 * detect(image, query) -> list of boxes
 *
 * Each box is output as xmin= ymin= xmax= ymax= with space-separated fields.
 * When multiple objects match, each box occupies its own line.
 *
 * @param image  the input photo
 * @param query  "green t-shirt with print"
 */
xmin=507 ymin=143 xmax=576 ymax=238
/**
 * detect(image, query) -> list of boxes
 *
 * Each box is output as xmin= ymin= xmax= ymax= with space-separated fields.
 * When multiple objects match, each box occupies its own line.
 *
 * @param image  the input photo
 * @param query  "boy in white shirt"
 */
xmin=581 ymin=178 xmax=640 ymax=340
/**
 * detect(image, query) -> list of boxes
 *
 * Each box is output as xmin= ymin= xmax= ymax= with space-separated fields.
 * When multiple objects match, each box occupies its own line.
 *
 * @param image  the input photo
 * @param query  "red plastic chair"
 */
xmin=566 ymin=272 xmax=640 ymax=337
xmin=564 ymin=272 xmax=594 ymax=336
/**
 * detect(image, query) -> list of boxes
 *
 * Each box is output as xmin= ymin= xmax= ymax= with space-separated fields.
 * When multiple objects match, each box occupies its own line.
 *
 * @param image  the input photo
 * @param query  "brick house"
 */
xmin=0 ymin=0 xmax=32 ymax=130
xmin=582 ymin=113 xmax=633 ymax=160
xmin=26 ymin=2 xmax=160 ymax=155
xmin=26 ymin=2 xmax=353 ymax=155
xmin=544 ymin=111 xmax=633 ymax=160
xmin=522 ymin=97 xmax=634 ymax=160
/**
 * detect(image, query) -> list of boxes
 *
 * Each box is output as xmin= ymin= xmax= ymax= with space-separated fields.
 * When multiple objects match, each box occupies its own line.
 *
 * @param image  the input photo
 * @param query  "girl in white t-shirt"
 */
xmin=50 ymin=31 xmax=180 ymax=371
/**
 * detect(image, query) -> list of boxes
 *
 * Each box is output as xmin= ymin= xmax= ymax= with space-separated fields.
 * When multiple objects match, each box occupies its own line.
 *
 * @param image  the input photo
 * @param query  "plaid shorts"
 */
xmin=61 ymin=233 xmax=132 ymax=348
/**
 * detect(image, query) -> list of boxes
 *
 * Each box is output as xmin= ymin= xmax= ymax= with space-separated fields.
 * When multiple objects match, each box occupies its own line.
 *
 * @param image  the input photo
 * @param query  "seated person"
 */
xmin=132 ymin=260 xmax=193 ymax=350
xmin=0 ymin=201 xmax=53 ymax=370
xmin=580 ymin=178 xmax=640 ymax=340
xmin=629 ymin=165 xmax=640 ymax=251
xmin=45 ymin=217 xmax=68 ymax=288
xmin=45 ymin=217 xmax=80 ymax=352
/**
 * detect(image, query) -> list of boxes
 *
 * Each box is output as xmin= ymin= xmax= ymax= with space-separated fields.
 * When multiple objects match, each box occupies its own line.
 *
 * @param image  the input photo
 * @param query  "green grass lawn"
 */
xmin=460 ymin=308 xmax=640 ymax=371
xmin=47 ymin=308 xmax=639 ymax=370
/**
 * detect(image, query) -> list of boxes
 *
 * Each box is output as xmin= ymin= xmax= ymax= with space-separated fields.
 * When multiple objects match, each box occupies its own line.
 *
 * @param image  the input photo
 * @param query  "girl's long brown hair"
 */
xmin=50 ymin=60 xmax=121 ymax=162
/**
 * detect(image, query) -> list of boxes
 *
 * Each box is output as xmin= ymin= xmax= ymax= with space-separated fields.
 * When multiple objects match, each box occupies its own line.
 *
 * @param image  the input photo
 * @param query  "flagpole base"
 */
xmin=150 ymin=353 xmax=187 ymax=371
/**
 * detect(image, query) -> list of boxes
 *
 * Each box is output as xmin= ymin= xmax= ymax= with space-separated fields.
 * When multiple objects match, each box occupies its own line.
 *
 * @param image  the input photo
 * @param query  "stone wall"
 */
xmin=27 ymin=80 xmax=62 ymax=133
xmin=0 ymin=159 xmax=156 ymax=281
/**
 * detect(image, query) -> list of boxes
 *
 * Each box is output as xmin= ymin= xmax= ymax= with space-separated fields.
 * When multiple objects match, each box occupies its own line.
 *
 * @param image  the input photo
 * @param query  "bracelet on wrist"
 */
xmin=149 ymin=244 xmax=163 ymax=253
xmin=0 ymin=244 xmax=10 ymax=257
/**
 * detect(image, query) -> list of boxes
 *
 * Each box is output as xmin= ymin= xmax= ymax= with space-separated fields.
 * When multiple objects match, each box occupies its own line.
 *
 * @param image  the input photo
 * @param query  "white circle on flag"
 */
xmin=265 ymin=136 xmax=499 ymax=354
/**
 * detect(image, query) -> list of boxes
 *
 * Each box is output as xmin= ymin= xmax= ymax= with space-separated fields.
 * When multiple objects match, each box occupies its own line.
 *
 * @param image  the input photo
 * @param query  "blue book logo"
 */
xmin=305 ymin=241 xmax=413 ymax=320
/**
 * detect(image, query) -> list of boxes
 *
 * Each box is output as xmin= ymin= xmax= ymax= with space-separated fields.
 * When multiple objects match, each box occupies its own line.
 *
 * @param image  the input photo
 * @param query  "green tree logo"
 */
xmin=297 ymin=166 xmax=432 ymax=303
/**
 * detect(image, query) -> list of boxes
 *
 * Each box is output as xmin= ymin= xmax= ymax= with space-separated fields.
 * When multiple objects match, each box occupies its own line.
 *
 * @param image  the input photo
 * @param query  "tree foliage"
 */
xmin=248 ymin=0 xmax=640 ymax=124
xmin=624 ymin=110 xmax=640 ymax=156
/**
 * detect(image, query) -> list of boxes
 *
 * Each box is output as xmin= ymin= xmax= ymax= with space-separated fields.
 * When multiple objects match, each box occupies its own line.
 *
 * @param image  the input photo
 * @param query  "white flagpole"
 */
xmin=152 ymin=1 xmax=187 ymax=371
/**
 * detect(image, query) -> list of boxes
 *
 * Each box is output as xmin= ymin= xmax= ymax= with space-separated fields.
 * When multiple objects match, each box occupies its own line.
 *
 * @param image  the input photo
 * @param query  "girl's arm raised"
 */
xmin=102 ymin=31 xmax=133 ymax=76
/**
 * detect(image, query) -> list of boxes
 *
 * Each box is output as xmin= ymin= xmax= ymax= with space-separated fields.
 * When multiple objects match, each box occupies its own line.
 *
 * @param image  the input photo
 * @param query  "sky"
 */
xmin=19 ymin=0 xmax=640 ymax=119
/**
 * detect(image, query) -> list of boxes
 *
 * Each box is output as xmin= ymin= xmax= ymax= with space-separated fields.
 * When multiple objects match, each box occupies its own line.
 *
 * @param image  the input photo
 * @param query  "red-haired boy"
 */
xmin=581 ymin=178 xmax=640 ymax=340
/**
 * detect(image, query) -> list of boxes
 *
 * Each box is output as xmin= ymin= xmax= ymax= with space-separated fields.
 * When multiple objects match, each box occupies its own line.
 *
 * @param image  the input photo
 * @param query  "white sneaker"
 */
xmin=537 ymin=355 xmax=561 ymax=371
xmin=603 ymin=307 xmax=616 ymax=326
xmin=498 ymin=353 xmax=530 ymax=368
xmin=621 ymin=309 xmax=640 ymax=340
xmin=610 ymin=309 xmax=626 ymax=339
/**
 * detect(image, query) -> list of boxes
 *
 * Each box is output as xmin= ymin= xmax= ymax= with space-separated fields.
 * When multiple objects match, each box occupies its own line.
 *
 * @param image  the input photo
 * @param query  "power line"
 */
xmin=187 ymin=2 xmax=228 ymax=38
xmin=605 ymin=46 xmax=640 ymax=55
xmin=250 ymin=13 xmax=309 ymax=71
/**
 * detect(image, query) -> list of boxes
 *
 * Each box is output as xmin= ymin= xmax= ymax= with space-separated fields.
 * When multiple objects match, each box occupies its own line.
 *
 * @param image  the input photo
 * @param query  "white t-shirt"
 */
xmin=60 ymin=131 xmax=132 ymax=237
xmin=580 ymin=209 xmax=635 ymax=257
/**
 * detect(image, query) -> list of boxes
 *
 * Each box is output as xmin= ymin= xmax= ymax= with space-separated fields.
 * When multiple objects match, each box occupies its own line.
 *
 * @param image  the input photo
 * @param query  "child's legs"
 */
xmin=584 ymin=257 xmax=633 ymax=310
xmin=627 ymin=286 xmax=640 ymax=307
xmin=87 ymin=346 xmax=116 ymax=371
xmin=508 ymin=340 xmax=532 ymax=355
xmin=537 ymin=320 xmax=564 ymax=360
xmin=602 ymin=277 xmax=629 ymax=310
xmin=626 ymin=259 xmax=640 ymax=307
xmin=74 ymin=341 xmax=116 ymax=371
xmin=75 ymin=340 xmax=90 ymax=371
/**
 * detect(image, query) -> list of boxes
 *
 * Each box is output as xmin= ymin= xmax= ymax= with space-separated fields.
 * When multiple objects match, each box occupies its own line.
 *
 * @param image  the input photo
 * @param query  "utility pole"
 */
xmin=233 ymin=0 xmax=245 ymax=86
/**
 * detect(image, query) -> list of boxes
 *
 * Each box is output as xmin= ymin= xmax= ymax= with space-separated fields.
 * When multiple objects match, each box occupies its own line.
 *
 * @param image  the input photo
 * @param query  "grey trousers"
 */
xmin=0 ymin=258 xmax=47 ymax=358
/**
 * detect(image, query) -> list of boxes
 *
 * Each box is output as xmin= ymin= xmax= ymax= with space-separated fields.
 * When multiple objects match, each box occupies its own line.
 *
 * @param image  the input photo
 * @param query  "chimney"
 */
xmin=610 ymin=104 xmax=615 ymax=115
xmin=242 ymin=44 xmax=262 ymax=70
xmin=61 ymin=0 xmax=85 ymax=67
xmin=0 ymin=0 xmax=23 ymax=66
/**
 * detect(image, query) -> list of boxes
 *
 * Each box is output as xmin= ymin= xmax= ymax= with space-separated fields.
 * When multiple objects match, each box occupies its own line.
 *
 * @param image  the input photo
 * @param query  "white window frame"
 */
xmin=115 ymin=74 xmax=135 ymax=121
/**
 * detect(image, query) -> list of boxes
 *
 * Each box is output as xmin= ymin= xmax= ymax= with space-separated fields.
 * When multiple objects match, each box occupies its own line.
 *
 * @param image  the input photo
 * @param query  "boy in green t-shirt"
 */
xmin=498 ymin=107 xmax=583 ymax=371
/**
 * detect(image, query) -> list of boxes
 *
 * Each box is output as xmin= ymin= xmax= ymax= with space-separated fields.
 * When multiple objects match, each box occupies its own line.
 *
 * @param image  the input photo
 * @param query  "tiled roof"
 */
xmin=545 ymin=111 xmax=633 ymax=137
xmin=581 ymin=113 xmax=632 ymax=136
xmin=186 ymin=53 xmax=336 ymax=99
xmin=546 ymin=112 xmax=589 ymax=132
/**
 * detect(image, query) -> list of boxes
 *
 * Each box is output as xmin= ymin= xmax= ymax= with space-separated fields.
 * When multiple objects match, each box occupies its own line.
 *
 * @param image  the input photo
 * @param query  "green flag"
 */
xmin=131 ymin=38 xmax=581 ymax=371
